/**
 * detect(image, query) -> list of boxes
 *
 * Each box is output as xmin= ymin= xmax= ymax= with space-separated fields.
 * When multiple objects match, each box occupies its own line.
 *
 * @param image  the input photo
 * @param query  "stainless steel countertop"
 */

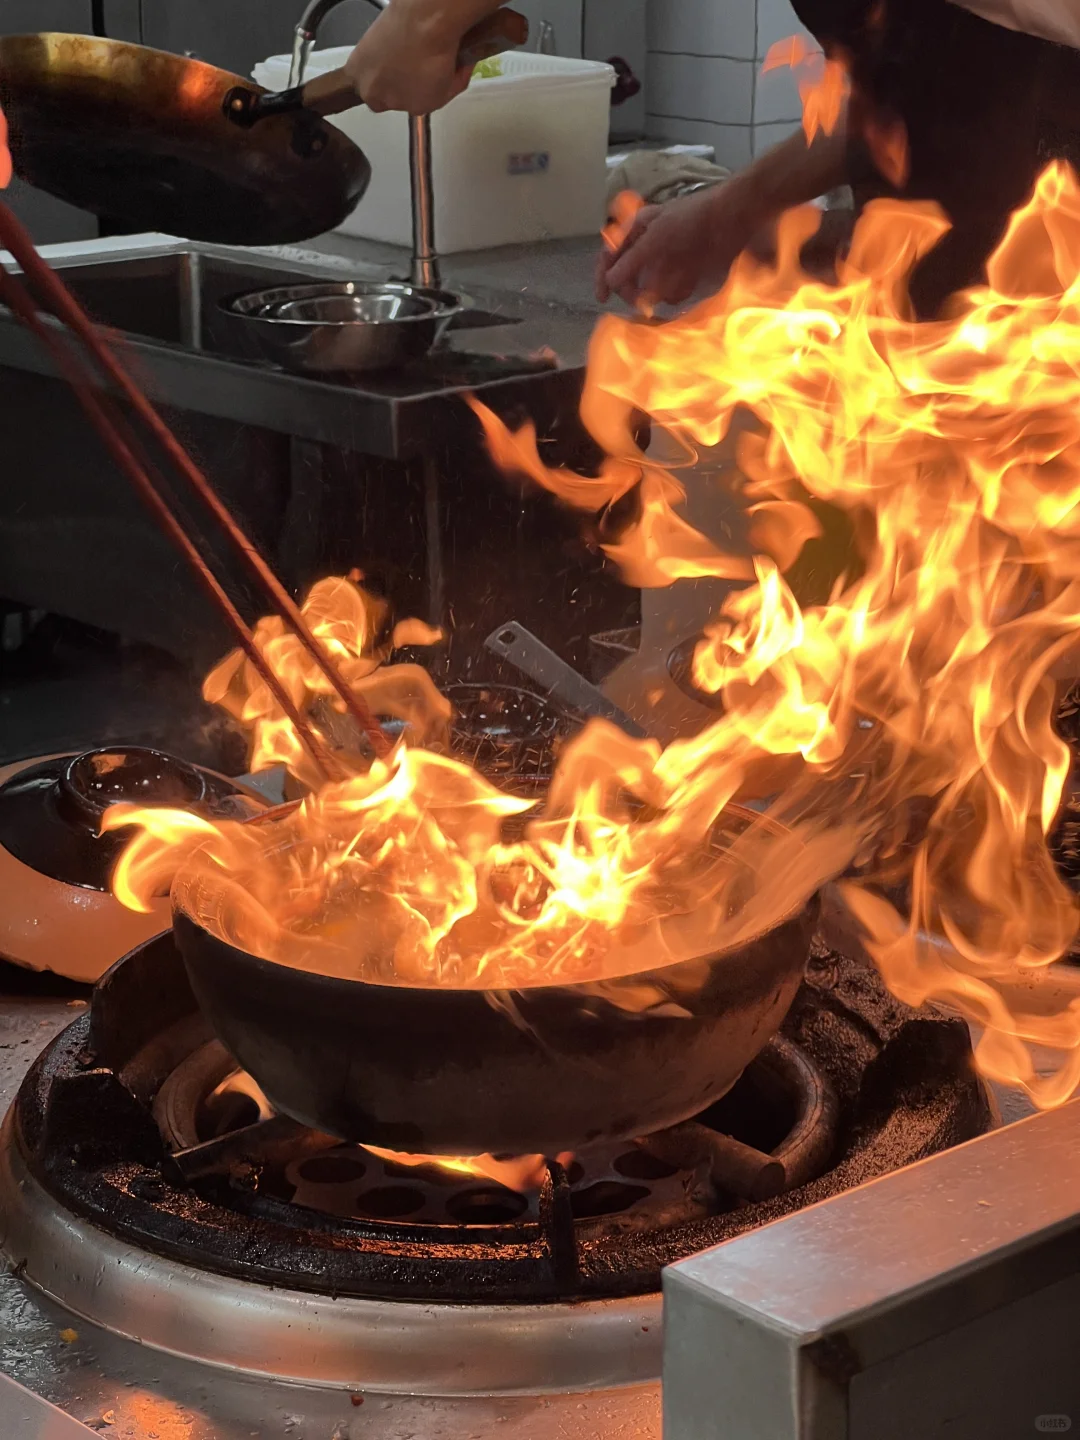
xmin=303 ymin=231 xmax=612 ymax=316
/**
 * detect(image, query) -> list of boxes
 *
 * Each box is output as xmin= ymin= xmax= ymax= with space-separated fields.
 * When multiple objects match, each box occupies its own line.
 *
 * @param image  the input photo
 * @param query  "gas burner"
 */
xmin=152 ymin=1026 xmax=836 ymax=1232
xmin=0 ymin=932 xmax=994 ymax=1395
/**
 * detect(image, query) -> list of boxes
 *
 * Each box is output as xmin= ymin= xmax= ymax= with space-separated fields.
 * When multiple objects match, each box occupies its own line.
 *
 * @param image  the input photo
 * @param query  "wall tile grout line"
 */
xmin=646 ymin=113 xmax=754 ymax=128
xmin=645 ymin=0 xmax=806 ymax=159
xmin=648 ymin=50 xmax=757 ymax=63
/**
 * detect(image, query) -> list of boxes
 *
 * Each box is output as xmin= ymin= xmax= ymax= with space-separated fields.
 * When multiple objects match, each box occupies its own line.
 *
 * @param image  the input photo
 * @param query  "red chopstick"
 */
xmin=0 ymin=201 xmax=393 ymax=768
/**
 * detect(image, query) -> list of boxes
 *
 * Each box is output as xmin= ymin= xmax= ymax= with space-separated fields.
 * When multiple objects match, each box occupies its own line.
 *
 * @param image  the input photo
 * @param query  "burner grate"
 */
xmin=151 ymin=1027 xmax=833 ymax=1239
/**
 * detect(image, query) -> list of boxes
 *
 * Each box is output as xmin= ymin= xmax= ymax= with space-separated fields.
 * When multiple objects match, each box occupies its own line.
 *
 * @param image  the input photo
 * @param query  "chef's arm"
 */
xmin=732 ymin=124 xmax=850 ymax=225
xmin=345 ymin=0 xmax=509 ymax=113
xmin=598 ymin=124 xmax=851 ymax=307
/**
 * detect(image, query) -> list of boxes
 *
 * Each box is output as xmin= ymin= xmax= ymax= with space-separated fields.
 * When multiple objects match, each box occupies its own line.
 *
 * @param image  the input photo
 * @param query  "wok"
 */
xmin=0 ymin=13 xmax=526 ymax=245
xmin=171 ymin=805 xmax=818 ymax=1155
xmin=0 ymin=33 xmax=369 ymax=245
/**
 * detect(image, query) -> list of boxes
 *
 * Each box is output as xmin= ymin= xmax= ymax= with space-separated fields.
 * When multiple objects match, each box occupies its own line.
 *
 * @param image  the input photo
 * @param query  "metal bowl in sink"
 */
xmin=221 ymin=280 xmax=453 ymax=374
xmin=256 ymin=279 xmax=466 ymax=330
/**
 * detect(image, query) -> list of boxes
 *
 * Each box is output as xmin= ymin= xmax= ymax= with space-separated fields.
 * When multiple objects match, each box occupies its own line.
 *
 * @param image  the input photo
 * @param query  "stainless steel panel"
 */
xmin=100 ymin=0 xmax=140 ymax=41
xmin=0 ymin=0 xmax=92 ymax=30
xmin=663 ymin=1099 xmax=1080 ymax=1439
xmin=0 ymin=1375 xmax=97 ymax=1438
xmin=139 ymin=0 xmax=373 ymax=75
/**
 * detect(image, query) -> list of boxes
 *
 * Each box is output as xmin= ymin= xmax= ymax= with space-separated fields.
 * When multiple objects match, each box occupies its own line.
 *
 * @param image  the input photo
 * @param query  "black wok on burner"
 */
xmin=172 ymin=805 xmax=818 ymax=1156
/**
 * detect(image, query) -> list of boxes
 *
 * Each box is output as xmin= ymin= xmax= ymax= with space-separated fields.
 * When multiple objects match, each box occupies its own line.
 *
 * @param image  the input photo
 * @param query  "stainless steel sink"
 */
xmin=34 ymin=247 xmax=520 ymax=363
xmin=51 ymin=249 xmax=317 ymax=356
xmin=0 ymin=235 xmax=578 ymax=456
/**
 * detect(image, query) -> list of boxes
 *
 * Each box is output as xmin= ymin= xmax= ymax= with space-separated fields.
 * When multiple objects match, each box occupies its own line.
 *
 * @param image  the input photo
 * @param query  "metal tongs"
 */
xmin=0 ymin=205 xmax=392 ymax=781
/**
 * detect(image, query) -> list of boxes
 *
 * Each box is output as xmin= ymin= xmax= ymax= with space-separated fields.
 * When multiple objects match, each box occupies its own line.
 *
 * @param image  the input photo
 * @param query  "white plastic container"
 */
xmin=252 ymin=49 xmax=615 ymax=253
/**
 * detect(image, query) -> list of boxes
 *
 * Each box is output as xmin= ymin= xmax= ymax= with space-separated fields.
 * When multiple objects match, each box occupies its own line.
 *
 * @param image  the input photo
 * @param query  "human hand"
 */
xmin=596 ymin=183 xmax=759 ymax=308
xmin=344 ymin=2 xmax=473 ymax=115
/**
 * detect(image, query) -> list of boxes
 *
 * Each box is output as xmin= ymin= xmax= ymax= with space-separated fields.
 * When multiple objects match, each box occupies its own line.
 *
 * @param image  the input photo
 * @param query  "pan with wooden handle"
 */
xmin=0 ymin=10 xmax=527 ymax=247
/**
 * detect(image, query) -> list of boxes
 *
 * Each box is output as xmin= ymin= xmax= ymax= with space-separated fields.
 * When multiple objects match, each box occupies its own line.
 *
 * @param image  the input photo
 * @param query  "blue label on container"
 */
xmin=508 ymin=152 xmax=551 ymax=175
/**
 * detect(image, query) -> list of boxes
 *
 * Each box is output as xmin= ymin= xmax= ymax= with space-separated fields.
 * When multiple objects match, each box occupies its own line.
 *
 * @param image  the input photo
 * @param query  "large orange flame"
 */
xmin=468 ymin=164 xmax=1080 ymax=1106
xmin=107 ymin=164 xmax=1080 ymax=1107
xmin=762 ymin=35 xmax=850 ymax=145
xmin=202 ymin=573 xmax=447 ymax=788
xmin=0 ymin=106 xmax=11 ymax=191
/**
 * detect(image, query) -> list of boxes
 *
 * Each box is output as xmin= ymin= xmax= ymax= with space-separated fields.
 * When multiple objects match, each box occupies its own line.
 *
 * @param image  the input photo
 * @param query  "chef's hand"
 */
xmin=345 ymin=0 xmax=505 ymax=115
xmin=597 ymin=129 xmax=852 ymax=307
xmin=596 ymin=185 xmax=758 ymax=307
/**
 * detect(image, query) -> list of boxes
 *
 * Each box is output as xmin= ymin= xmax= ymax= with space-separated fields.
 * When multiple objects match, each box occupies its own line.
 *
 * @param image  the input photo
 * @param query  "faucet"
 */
xmin=289 ymin=0 xmax=441 ymax=290
xmin=534 ymin=19 xmax=556 ymax=55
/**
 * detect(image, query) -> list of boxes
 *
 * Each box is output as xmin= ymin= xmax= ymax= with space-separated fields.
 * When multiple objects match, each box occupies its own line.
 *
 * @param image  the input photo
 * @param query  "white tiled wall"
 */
xmin=645 ymin=0 xmax=816 ymax=169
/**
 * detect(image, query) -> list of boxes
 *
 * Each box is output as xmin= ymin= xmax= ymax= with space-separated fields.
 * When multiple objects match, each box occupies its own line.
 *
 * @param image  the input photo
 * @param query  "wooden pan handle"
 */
xmin=293 ymin=67 xmax=360 ymax=117
xmin=457 ymin=7 xmax=530 ymax=69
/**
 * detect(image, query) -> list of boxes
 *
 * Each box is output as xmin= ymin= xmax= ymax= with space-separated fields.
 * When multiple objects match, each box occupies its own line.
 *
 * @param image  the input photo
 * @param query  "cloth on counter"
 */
xmin=605 ymin=150 xmax=730 ymax=209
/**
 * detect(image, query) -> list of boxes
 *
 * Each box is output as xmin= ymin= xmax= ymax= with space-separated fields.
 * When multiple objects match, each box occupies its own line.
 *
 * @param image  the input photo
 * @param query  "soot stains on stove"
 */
xmin=3 ymin=933 xmax=993 ymax=1308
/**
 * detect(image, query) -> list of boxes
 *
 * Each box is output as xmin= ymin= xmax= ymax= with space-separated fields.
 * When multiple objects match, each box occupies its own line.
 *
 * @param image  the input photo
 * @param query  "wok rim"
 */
xmin=0 ymin=32 xmax=258 ymax=88
xmin=170 ymin=799 xmax=817 ymax=999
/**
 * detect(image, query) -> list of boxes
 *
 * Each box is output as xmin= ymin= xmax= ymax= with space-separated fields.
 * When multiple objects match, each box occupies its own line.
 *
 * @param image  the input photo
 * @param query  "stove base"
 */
xmin=0 ymin=1262 xmax=662 ymax=1440
xmin=0 ymin=1119 xmax=660 ymax=1396
xmin=0 ymin=933 xmax=995 ymax=1401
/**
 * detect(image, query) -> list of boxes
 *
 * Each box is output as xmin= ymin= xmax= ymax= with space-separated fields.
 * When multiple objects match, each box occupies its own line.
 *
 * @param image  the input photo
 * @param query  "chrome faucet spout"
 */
xmin=288 ymin=0 xmax=440 ymax=291
xmin=289 ymin=0 xmax=390 ymax=85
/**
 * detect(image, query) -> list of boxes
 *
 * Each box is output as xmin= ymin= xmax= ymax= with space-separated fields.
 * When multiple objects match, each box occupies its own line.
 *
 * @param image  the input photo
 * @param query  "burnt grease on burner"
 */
xmin=7 ymin=931 xmax=994 ymax=1304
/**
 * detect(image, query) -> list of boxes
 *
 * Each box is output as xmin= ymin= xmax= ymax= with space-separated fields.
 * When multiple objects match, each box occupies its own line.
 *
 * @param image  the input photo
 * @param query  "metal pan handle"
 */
xmin=225 ymin=7 xmax=529 ymax=128
xmin=484 ymin=622 xmax=649 ymax=739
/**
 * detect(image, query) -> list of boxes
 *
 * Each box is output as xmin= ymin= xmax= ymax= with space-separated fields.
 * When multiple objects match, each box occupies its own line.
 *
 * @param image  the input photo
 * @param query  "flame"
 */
xmin=0 ymin=106 xmax=11 ymax=191
xmin=107 ymin=163 xmax=1080 ymax=1108
xmin=202 ymin=574 xmax=448 ymax=787
xmin=603 ymin=189 xmax=646 ymax=254
xmin=863 ymin=112 xmax=910 ymax=189
xmin=363 ymin=1145 xmax=574 ymax=1191
xmin=467 ymin=163 xmax=1080 ymax=1108
xmin=762 ymin=35 xmax=850 ymax=144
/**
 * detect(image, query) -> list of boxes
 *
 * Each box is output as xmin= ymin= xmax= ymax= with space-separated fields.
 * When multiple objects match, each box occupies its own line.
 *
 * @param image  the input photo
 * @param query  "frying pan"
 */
xmin=0 ymin=12 xmax=527 ymax=246
xmin=171 ymin=805 xmax=818 ymax=1155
